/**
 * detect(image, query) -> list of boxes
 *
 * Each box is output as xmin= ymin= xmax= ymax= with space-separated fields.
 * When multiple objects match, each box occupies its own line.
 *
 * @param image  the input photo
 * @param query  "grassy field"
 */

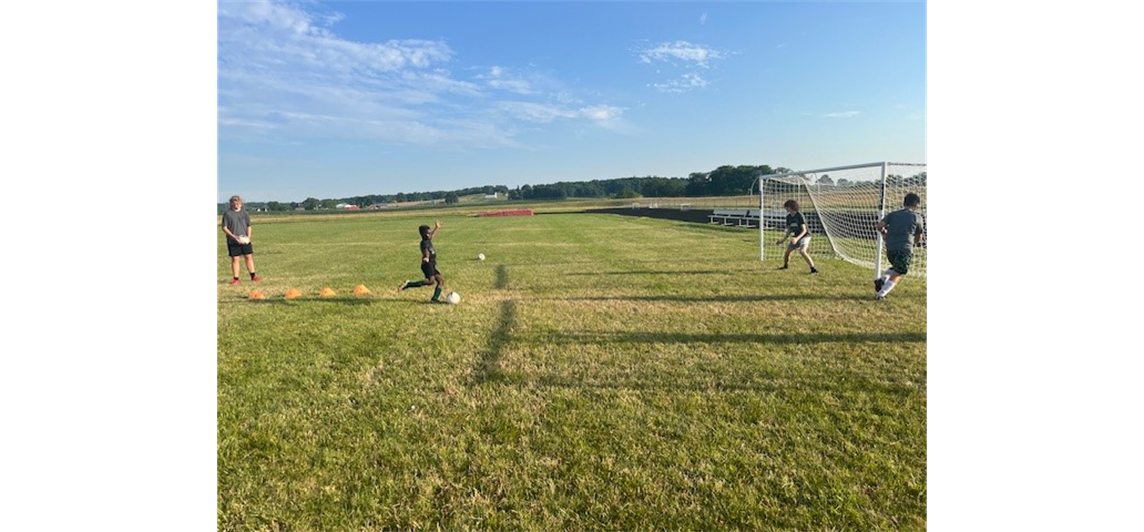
xmin=217 ymin=211 xmax=926 ymax=531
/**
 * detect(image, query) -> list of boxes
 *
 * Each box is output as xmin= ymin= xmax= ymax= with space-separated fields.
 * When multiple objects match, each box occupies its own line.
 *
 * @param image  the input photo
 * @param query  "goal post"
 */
xmin=758 ymin=162 xmax=927 ymax=279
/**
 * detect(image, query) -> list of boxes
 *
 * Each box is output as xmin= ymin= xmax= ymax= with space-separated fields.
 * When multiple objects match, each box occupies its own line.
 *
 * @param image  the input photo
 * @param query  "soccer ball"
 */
xmin=477 ymin=253 xmax=485 ymax=261
xmin=445 ymin=291 xmax=461 ymax=304
xmin=238 ymin=235 xmax=250 ymax=244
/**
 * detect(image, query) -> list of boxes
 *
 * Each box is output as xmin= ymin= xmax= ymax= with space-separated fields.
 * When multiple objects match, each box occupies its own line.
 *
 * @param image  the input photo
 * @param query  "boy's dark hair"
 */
xmin=904 ymin=193 xmax=921 ymax=207
xmin=783 ymin=199 xmax=799 ymax=211
xmin=419 ymin=225 xmax=431 ymax=238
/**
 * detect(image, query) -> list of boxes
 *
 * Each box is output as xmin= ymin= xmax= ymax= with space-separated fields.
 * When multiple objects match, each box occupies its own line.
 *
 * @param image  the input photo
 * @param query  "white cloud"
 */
xmin=636 ymin=40 xmax=727 ymax=93
xmin=498 ymin=102 xmax=625 ymax=124
xmin=218 ymin=1 xmax=619 ymax=149
xmin=824 ymin=111 xmax=862 ymax=118
xmin=476 ymin=65 xmax=536 ymax=95
xmin=579 ymin=105 xmax=624 ymax=121
xmin=637 ymin=41 xmax=725 ymax=67
xmin=651 ymin=73 xmax=710 ymax=94
xmin=700 ymin=12 xmax=708 ymax=25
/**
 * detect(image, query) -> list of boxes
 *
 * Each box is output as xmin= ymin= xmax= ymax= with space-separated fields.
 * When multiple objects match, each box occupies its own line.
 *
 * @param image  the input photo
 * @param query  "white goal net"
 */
xmin=759 ymin=162 xmax=927 ymax=279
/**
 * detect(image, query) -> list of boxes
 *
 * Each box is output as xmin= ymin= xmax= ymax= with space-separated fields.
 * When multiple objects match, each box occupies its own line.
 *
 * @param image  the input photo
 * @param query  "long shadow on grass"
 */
xmin=564 ymin=270 xmax=728 ymax=276
xmin=525 ymin=371 xmax=919 ymax=396
xmin=545 ymin=294 xmax=873 ymax=303
xmin=528 ymin=330 xmax=926 ymax=345
xmin=470 ymin=299 xmax=516 ymax=385
xmin=495 ymin=264 xmax=509 ymax=289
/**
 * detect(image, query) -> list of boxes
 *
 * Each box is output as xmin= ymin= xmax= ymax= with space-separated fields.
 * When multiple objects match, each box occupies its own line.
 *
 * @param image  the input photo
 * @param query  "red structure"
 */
xmin=478 ymin=209 xmax=534 ymax=217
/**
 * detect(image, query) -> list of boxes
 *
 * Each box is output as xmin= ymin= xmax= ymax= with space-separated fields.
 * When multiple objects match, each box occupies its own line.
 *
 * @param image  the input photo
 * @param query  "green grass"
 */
xmin=218 ymin=212 xmax=926 ymax=531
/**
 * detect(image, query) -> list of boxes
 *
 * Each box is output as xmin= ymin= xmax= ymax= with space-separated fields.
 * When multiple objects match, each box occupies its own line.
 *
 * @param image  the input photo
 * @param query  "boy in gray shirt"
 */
xmin=874 ymin=193 xmax=924 ymax=300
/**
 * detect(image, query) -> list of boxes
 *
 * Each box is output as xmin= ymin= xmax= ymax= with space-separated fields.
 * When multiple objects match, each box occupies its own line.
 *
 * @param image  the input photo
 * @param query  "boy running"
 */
xmin=874 ymin=193 xmax=925 ymax=300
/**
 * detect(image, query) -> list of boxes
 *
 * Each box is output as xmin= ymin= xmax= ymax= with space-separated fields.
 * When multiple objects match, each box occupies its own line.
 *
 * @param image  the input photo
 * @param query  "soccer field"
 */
xmin=217 ymin=211 xmax=926 ymax=531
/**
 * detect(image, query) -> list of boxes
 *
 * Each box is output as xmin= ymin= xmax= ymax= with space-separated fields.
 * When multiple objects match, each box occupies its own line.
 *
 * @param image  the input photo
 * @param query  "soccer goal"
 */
xmin=758 ymin=162 xmax=927 ymax=279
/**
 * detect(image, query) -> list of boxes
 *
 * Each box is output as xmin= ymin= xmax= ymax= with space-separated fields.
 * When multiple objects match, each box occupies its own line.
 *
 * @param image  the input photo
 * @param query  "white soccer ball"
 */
xmin=477 ymin=253 xmax=485 ymax=261
xmin=238 ymin=235 xmax=250 ymax=244
xmin=445 ymin=291 xmax=461 ymax=304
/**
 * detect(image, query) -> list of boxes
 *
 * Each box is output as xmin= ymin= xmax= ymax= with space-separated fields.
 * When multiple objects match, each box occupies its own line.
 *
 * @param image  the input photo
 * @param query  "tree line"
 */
xmin=219 ymin=165 xmax=926 ymax=214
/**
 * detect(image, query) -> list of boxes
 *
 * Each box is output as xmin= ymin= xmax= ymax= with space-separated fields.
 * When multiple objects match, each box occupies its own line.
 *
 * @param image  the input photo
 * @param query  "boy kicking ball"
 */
xmin=397 ymin=220 xmax=448 ymax=303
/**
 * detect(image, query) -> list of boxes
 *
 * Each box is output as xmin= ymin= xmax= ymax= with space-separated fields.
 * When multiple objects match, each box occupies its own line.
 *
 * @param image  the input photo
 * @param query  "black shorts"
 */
xmin=421 ymin=262 xmax=440 ymax=279
xmin=227 ymin=240 xmax=254 ymax=257
xmin=887 ymin=249 xmax=912 ymax=275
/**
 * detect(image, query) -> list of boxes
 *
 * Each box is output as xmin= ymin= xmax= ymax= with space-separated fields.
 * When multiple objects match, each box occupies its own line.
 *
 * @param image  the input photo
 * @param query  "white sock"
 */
xmin=877 ymin=279 xmax=897 ymax=297
xmin=880 ymin=269 xmax=894 ymax=282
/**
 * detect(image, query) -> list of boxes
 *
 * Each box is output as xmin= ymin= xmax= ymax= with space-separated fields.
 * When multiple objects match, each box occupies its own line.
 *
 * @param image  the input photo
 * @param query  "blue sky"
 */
xmin=218 ymin=1 xmax=926 ymax=203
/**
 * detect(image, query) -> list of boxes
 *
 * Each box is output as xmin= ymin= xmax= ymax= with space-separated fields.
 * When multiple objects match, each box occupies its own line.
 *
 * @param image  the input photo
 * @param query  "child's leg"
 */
xmin=877 ymin=251 xmax=911 ymax=299
xmin=398 ymin=277 xmax=431 ymax=291
xmin=231 ymin=256 xmax=241 ymax=279
xmin=877 ymin=272 xmax=904 ymax=299
xmin=244 ymin=254 xmax=258 ymax=279
xmin=799 ymin=248 xmax=815 ymax=269
xmin=431 ymin=274 xmax=444 ymax=301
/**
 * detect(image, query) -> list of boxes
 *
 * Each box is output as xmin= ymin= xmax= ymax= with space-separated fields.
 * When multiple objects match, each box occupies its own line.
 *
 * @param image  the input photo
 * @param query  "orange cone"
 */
xmin=285 ymin=288 xmax=302 ymax=299
xmin=249 ymin=290 xmax=265 ymax=300
xmin=353 ymin=284 xmax=371 ymax=295
xmin=320 ymin=287 xmax=337 ymax=297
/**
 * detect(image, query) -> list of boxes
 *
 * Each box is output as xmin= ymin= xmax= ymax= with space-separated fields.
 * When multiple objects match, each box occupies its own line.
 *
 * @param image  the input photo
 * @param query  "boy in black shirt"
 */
xmin=775 ymin=199 xmax=819 ymax=274
xmin=397 ymin=220 xmax=447 ymax=303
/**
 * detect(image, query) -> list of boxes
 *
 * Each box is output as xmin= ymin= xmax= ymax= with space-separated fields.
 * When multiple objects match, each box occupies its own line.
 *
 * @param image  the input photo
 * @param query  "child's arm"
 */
xmin=775 ymin=226 xmax=791 ymax=245
xmin=428 ymin=220 xmax=442 ymax=239
xmin=875 ymin=219 xmax=888 ymax=236
xmin=791 ymin=224 xmax=807 ymax=242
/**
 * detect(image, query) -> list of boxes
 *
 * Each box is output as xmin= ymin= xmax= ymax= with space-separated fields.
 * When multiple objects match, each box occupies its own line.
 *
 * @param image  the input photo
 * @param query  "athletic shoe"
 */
xmin=229 ymin=278 xmax=240 ymax=285
xmin=874 ymin=278 xmax=884 ymax=292
xmin=876 ymin=294 xmax=885 ymax=301
xmin=251 ymin=275 xmax=262 ymax=282
xmin=777 ymin=265 xmax=788 ymax=270
xmin=809 ymin=267 xmax=819 ymax=275
xmin=397 ymin=280 xmax=410 ymax=293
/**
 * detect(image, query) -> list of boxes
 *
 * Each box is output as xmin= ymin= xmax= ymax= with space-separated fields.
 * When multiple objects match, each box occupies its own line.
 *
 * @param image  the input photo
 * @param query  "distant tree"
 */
xmin=302 ymin=197 xmax=320 ymax=210
xmin=644 ymin=177 xmax=686 ymax=197
xmin=445 ymin=191 xmax=460 ymax=204
xmin=579 ymin=182 xmax=605 ymax=198
xmin=266 ymin=201 xmax=288 ymax=211
xmin=817 ymin=174 xmax=834 ymax=185
xmin=704 ymin=165 xmax=760 ymax=196
xmin=531 ymin=184 xmax=566 ymax=199
xmin=685 ymin=172 xmax=709 ymax=196
xmin=320 ymin=199 xmax=337 ymax=209
xmin=836 ymin=178 xmax=851 ymax=187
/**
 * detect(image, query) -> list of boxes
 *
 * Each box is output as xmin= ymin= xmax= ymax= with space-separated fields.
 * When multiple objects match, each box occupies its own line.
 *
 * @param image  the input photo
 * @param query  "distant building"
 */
xmin=485 ymin=192 xmax=499 ymax=199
